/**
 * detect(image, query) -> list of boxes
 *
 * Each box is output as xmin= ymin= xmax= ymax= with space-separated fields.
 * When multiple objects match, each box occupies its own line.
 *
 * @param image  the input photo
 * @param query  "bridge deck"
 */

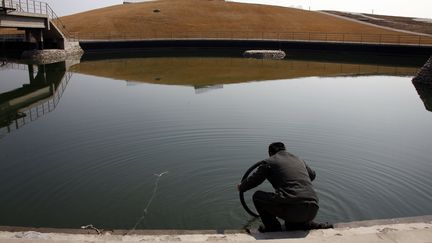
xmin=0 ymin=0 xmax=71 ymax=40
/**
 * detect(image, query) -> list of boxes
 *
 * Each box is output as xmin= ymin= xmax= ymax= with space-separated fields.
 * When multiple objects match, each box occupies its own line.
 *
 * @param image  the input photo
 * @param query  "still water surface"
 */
xmin=0 ymin=54 xmax=432 ymax=229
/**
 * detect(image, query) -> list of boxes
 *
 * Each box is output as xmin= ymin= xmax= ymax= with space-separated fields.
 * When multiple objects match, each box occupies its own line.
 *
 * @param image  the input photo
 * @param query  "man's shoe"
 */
xmin=258 ymin=225 xmax=282 ymax=233
xmin=285 ymin=222 xmax=333 ymax=231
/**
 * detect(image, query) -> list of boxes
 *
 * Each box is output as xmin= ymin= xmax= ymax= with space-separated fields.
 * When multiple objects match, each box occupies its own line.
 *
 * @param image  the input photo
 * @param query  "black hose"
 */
xmin=239 ymin=161 xmax=264 ymax=218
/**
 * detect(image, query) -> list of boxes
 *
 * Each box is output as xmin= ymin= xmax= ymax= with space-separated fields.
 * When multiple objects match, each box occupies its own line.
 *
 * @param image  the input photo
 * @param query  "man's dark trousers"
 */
xmin=253 ymin=190 xmax=319 ymax=231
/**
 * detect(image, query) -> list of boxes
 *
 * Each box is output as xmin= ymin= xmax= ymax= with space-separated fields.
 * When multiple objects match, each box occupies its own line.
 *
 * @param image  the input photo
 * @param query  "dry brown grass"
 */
xmin=59 ymin=0 xmax=432 ymax=44
xmin=73 ymin=57 xmax=418 ymax=86
xmin=2 ymin=0 xmax=431 ymax=44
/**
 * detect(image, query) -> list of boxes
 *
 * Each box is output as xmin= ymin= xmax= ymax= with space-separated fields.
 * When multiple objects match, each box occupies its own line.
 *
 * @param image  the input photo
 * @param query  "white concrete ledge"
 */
xmin=0 ymin=216 xmax=431 ymax=243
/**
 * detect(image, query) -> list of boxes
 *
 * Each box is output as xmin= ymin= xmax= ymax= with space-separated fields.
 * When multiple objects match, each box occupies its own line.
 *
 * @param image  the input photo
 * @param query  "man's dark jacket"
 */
xmin=239 ymin=151 xmax=318 ymax=204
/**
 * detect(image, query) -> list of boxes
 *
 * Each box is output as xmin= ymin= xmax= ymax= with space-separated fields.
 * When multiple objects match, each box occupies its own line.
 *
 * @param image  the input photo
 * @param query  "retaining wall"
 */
xmin=79 ymin=39 xmax=432 ymax=55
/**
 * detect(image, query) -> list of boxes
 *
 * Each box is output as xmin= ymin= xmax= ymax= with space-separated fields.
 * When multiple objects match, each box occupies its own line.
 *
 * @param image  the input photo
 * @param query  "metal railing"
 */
xmin=75 ymin=31 xmax=432 ymax=46
xmin=46 ymin=4 xmax=74 ymax=39
xmin=2 ymin=0 xmax=45 ymax=14
xmin=1 ymin=0 xmax=73 ymax=39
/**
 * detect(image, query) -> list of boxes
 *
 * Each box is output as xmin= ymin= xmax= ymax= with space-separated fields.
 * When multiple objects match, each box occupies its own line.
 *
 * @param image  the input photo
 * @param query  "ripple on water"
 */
xmin=1 ymin=72 xmax=432 ymax=229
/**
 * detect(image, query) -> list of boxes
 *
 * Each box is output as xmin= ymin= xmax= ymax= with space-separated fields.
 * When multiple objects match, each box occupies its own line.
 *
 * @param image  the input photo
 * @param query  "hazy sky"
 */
xmin=45 ymin=0 xmax=431 ymax=18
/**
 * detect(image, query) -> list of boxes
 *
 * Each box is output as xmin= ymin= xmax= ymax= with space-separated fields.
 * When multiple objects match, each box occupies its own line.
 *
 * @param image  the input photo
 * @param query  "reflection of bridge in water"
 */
xmin=0 ymin=62 xmax=72 ymax=137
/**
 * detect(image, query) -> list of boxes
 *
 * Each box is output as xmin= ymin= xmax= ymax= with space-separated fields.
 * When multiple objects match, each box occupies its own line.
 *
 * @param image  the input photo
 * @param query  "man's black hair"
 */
xmin=268 ymin=142 xmax=286 ymax=156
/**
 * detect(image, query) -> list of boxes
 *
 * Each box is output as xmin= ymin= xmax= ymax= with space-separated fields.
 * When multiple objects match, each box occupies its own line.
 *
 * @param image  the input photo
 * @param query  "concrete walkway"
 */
xmin=0 ymin=216 xmax=431 ymax=243
xmin=318 ymin=11 xmax=432 ymax=37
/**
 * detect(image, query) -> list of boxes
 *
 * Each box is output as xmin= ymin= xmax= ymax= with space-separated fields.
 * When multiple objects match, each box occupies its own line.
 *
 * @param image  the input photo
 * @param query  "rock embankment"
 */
xmin=243 ymin=50 xmax=286 ymax=60
xmin=413 ymin=56 xmax=432 ymax=85
xmin=21 ymin=42 xmax=83 ymax=64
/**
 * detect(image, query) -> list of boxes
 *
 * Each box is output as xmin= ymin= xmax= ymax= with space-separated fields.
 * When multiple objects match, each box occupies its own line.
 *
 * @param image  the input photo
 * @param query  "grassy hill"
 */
xmin=1 ymin=0 xmax=430 ymax=44
xmin=60 ymin=0 xmax=425 ymax=43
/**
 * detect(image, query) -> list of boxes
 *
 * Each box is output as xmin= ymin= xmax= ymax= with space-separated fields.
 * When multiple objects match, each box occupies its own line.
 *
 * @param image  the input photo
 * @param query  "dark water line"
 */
xmin=79 ymin=39 xmax=432 ymax=56
xmin=79 ymin=48 xmax=430 ymax=68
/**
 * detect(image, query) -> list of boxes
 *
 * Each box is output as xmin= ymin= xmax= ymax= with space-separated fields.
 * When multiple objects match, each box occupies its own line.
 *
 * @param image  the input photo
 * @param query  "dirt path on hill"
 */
xmin=323 ymin=11 xmax=432 ymax=36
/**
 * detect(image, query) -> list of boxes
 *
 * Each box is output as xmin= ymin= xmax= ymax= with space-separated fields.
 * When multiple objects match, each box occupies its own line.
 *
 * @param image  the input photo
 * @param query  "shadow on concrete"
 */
xmin=249 ymin=230 xmax=310 ymax=240
xmin=241 ymin=217 xmax=310 ymax=240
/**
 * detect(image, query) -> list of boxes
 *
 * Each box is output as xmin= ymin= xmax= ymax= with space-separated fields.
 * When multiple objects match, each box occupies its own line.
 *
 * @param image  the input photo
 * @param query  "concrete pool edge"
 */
xmin=78 ymin=39 xmax=432 ymax=55
xmin=0 ymin=226 xmax=247 ymax=236
xmin=0 ymin=215 xmax=431 ymax=242
xmin=335 ymin=215 xmax=432 ymax=228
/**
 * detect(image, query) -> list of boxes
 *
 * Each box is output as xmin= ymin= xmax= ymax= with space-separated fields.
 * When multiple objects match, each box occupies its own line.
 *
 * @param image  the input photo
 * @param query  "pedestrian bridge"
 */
xmin=0 ymin=0 xmax=71 ymax=49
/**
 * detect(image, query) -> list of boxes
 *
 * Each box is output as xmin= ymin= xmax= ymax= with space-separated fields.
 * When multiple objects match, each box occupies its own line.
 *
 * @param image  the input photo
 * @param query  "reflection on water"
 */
xmin=413 ymin=83 xmax=432 ymax=112
xmin=0 ymin=62 xmax=71 ymax=136
xmin=1 ymin=53 xmax=432 ymax=230
xmin=72 ymin=56 xmax=430 ymax=112
xmin=73 ymin=57 xmax=419 ymax=87
xmin=194 ymin=85 xmax=224 ymax=94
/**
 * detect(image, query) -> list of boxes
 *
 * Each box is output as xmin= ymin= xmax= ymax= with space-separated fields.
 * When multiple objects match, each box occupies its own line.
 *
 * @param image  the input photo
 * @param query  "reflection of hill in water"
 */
xmin=73 ymin=58 xmax=419 ymax=86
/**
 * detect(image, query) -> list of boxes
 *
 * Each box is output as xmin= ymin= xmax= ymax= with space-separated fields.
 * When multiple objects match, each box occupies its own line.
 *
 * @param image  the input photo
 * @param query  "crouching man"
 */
xmin=238 ymin=142 xmax=331 ymax=232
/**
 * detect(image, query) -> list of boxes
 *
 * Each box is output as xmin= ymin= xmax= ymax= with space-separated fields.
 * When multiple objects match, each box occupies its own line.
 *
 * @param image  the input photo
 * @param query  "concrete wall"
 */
xmin=0 ymin=15 xmax=47 ymax=29
xmin=79 ymin=39 xmax=432 ymax=55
